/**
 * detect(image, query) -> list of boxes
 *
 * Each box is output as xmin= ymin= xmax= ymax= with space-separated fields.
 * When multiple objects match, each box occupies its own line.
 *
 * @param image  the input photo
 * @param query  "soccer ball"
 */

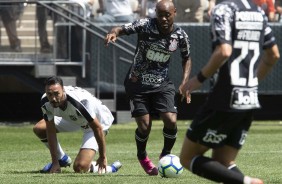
xmin=158 ymin=154 xmax=183 ymax=178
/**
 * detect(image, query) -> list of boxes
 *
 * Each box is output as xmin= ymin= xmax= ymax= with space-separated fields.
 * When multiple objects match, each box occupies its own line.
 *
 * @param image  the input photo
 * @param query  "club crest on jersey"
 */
xmin=169 ymin=39 xmax=178 ymax=51
xmin=69 ymin=115 xmax=78 ymax=121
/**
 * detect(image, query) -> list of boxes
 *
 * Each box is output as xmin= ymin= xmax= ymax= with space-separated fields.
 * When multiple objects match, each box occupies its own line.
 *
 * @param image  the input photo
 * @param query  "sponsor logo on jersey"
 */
xmin=141 ymin=73 xmax=164 ymax=86
xmin=236 ymin=11 xmax=263 ymax=22
xmin=230 ymin=87 xmax=260 ymax=110
xmin=146 ymin=50 xmax=170 ymax=63
xmin=202 ymin=129 xmax=227 ymax=144
xmin=235 ymin=11 xmax=263 ymax=30
xmin=146 ymin=44 xmax=172 ymax=63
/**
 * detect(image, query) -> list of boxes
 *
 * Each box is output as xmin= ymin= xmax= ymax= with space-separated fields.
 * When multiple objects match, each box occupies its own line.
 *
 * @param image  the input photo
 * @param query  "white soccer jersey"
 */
xmin=41 ymin=86 xmax=114 ymax=131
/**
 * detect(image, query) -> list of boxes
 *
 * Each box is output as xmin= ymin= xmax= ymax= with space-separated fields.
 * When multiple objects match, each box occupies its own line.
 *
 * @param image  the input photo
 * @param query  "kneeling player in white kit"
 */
xmin=33 ymin=76 xmax=121 ymax=174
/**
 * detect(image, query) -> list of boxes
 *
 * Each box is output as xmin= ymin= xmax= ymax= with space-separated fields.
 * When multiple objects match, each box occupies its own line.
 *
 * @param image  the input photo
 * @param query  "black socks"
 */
xmin=191 ymin=156 xmax=244 ymax=184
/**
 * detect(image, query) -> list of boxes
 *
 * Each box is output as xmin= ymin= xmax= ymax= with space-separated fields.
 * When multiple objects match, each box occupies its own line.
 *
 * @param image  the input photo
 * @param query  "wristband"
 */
xmin=197 ymin=71 xmax=207 ymax=83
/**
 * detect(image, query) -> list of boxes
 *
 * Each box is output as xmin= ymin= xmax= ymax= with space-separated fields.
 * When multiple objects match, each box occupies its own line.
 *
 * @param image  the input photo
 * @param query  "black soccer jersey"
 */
xmin=207 ymin=0 xmax=276 ymax=111
xmin=122 ymin=18 xmax=190 ymax=92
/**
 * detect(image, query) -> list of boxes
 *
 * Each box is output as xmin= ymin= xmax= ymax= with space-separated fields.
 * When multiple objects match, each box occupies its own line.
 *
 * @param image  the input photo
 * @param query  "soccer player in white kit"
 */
xmin=33 ymin=76 xmax=122 ymax=174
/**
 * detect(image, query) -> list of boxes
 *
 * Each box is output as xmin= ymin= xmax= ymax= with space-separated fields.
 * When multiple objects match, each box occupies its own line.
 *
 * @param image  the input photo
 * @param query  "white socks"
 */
xmin=89 ymin=161 xmax=113 ymax=173
xmin=41 ymin=138 xmax=65 ymax=159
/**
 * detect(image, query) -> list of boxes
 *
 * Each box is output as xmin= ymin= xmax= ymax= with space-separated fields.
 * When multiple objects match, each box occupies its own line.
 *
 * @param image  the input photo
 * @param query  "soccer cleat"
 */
xmin=244 ymin=176 xmax=264 ymax=184
xmin=139 ymin=156 xmax=158 ymax=176
xmin=40 ymin=154 xmax=72 ymax=173
xmin=111 ymin=160 xmax=122 ymax=172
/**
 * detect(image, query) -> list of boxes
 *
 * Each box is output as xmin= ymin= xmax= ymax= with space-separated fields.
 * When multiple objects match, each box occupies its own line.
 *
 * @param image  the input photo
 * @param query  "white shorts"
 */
xmin=54 ymin=116 xmax=103 ymax=151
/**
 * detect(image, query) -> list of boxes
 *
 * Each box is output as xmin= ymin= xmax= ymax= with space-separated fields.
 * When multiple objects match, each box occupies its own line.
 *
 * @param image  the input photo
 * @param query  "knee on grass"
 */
xmin=73 ymin=162 xmax=90 ymax=173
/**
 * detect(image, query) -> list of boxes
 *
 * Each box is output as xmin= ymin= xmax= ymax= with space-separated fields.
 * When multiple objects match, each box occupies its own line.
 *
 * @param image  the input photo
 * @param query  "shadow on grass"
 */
xmin=9 ymin=170 xmax=148 ymax=178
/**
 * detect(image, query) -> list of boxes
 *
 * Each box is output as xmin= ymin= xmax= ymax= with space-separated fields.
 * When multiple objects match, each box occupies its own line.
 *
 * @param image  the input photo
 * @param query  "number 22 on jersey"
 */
xmin=231 ymin=40 xmax=260 ymax=87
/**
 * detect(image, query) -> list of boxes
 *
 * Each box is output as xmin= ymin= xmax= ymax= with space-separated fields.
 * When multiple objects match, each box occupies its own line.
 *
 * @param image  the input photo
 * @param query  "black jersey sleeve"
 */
xmin=121 ymin=18 xmax=150 ymax=35
xmin=178 ymin=29 xmax=191 ymax=59
xmin=210 ymin=3 xmax=235 ymax=46
xmin=262 ymin=26 xmax=276 ymax=49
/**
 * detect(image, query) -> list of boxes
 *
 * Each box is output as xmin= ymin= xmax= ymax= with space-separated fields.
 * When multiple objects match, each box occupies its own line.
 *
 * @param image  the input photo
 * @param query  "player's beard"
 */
xmin=50 ymin=94 xmax=66 ymax=109
xmin=50 ymin=100 xmax=60 ymax=108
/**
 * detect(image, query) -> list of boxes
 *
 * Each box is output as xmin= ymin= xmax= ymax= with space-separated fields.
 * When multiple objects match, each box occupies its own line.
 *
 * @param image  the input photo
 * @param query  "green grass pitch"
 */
xmin=0 ymin=120 xmax=281 ymax=184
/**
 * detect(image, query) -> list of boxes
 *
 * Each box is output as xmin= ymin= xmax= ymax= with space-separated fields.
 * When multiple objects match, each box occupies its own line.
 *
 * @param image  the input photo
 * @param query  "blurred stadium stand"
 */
xmin=0 ymin=1 xmax=281 ymax=122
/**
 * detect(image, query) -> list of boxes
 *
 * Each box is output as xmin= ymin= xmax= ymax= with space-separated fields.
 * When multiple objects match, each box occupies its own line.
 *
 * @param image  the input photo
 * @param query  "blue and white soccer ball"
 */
xmin=158 ymin=154 xmax=183 ymax=178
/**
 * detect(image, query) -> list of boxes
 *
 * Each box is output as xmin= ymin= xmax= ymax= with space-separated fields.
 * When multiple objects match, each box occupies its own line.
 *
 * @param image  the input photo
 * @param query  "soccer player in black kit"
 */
xmin=105 ymin=0 xmax=192 ymax=176
xmin=179 ymin=0 xmax=280 ymax=184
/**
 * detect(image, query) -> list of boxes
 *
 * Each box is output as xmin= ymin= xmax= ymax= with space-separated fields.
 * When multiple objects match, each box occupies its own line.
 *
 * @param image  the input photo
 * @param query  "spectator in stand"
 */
xmin=36 ymin=3 xmax=52 ymax=53
xmin=36 ymin=0 xmax=93 ymax=57
xmin=94 ymin=0 xmax=134 ymax=22
xmin=253 ymin=0 xmax=276 ymax=22
xmin=69 ymin=0 xmax=94 ymax=60
xmin=275 ymin=0 xmax=282 ymax=21
xmin=36 ymin=0 xmax=67 ymax=56
xmin=175 ymin=0 xmax=208 ymax=22
xmin=139 ymin=0 xmax=158 ymax=18
xmin=0 ymin=3 xmax=22 ymax=52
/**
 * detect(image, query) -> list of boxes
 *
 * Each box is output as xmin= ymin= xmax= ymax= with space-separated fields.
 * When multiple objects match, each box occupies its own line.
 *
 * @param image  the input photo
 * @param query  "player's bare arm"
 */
xmin=46 ymin=120 xmax=61 ymax=173
xmin=88 ymin=118 xmax=107 ymax=174
xmin=179 ymin=57 xmax=192 ymax=103
xmin=201 ymin=43 xmax=232 ymax=78
xmin=104 ymin=27 xmax=126 ymax=46
xmin=257 ymin=44 xmax=280 ymax=81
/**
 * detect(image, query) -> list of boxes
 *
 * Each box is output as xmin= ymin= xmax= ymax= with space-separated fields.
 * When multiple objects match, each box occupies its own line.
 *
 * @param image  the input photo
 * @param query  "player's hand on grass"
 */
xmin=95 ymin=156 xmax=108 ymax=174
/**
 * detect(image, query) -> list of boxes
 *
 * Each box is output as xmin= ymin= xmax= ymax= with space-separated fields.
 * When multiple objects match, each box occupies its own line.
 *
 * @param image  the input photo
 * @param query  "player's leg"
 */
xmin=33 ymin=119 xmax=70 ymax=162
xmin=180 ymin=136 xmax=250 ymax=183
xmin=135 ymin=114 xmax=152 ymax=160
xmin=213 ymin=145 xmax=244 ymax=177
xmin=160 ymin=112 xmax=177 ymax=158
xmin=156 ymin=82 xmax=178 ymax=158
xmin=180 ymin=109 xmax=263 ymax=184
xmin=179 ymin=136 xmax=209 ymax=170
xmin=73 ymin=148 xmax=95 ymax=173
xmin=211 ymin=145 xmax=263 ymax=184
xmin=33 ymin=117 xmax=78 ymax=172
xmin=127 ymin=91 xmax=158 ymax=175
xmin=135 ymin=114 xmax=158 ymax=175
xmin=74 ymin=129 xmax=122 ymax=173
xmin=212 ymin=112 xmax=263 ymax=184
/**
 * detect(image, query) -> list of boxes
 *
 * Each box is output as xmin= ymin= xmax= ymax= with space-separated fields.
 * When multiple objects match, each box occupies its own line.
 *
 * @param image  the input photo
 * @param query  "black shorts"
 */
xmin=186 ymin=105 xmax=253 ymax=149
xmin=126 ymin=82 xmax=177 ymax=117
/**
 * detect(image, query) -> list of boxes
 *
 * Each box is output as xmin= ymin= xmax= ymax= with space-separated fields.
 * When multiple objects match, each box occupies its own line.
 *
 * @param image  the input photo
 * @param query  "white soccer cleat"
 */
xmin=111 ymin=160 xmax=122 ymax=172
